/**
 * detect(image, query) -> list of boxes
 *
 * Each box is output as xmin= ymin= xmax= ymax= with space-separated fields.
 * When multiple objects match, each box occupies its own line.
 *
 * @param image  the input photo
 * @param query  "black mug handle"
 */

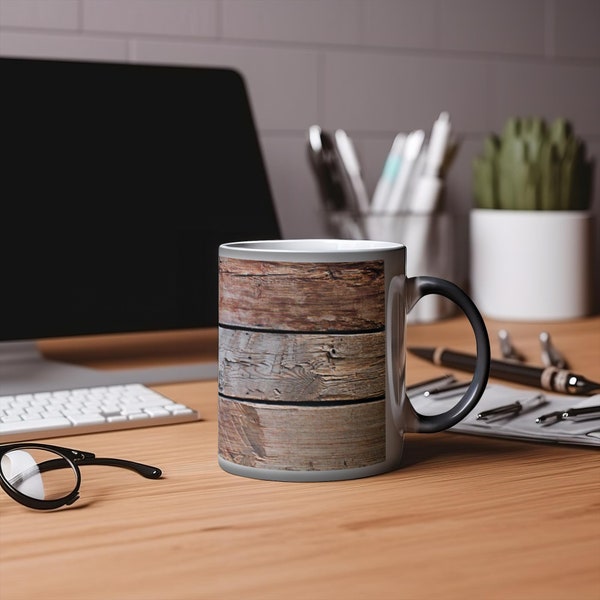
xmin=387 ymin=275 xmax=491 ymax=433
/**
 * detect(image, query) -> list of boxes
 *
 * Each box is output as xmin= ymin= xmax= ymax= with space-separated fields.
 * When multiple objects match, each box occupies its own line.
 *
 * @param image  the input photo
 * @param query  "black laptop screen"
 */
xmin=1 ymin=57 xmax=281 ymax=340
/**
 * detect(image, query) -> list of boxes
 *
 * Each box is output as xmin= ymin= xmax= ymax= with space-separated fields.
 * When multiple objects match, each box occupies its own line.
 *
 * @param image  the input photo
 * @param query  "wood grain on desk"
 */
xmin=2 ymin=316 xmax=599 ymax=600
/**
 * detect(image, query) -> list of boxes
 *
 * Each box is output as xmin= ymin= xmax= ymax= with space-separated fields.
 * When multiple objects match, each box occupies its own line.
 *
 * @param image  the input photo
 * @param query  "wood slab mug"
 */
xmin=218 ymin=239 xmax=490 ymax=481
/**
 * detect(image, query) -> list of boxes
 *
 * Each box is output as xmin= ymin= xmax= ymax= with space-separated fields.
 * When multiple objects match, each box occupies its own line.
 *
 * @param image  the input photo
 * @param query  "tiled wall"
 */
xmin=1 ymin=0 xmax=599 ymax=303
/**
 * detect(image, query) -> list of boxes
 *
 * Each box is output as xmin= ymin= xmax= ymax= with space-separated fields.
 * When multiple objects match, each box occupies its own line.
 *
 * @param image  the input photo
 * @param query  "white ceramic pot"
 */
xmin=469 ymin=209 xmax=594 ymax=321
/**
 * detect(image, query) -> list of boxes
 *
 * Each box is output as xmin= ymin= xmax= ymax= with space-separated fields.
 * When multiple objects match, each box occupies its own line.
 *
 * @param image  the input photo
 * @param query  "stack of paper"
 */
xmin=411 ymin=383 xmax=600 ymax=447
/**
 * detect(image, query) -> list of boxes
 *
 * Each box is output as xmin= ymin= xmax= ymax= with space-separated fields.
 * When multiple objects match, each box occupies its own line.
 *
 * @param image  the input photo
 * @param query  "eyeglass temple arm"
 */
xmin=37 ymin=457 xmax=162 ymax=479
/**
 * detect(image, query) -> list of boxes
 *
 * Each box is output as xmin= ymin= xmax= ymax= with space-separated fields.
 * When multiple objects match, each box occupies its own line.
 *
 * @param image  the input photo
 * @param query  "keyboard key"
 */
xmin=67 ymin=414 xmax=107 ymax=426
xmin=0 ymin=417 xmax=72 ymax=435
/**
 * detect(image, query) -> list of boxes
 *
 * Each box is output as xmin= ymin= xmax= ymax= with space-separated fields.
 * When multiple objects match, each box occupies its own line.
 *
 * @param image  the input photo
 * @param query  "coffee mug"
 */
xmin=218 ymin=239 xmax=490 ymax=482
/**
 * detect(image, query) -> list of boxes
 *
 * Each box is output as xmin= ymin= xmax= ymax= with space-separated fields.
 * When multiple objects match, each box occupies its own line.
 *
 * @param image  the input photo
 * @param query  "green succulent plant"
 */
xmin=473 ymin=116 xmax=594 ymax=210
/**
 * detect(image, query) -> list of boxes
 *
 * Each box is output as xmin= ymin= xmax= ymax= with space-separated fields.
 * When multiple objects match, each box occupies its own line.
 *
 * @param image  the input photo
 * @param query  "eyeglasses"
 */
xmin=0 ymin=442 xmax=162 ymax=510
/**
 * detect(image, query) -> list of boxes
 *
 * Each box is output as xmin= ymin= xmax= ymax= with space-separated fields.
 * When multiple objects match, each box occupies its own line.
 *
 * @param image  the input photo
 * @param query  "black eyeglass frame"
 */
xmin=0 ymin=442 xmax=162 ymax=510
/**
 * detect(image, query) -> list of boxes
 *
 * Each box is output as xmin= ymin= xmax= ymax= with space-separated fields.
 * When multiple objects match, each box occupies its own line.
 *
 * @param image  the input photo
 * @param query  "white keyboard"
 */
xmin=0 ymin=383 xmax=201 ymax=442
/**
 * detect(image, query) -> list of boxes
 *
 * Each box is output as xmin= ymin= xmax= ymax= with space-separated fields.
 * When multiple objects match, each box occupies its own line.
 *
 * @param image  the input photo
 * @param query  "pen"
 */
xmin=536 ymin=411 xmax=564 ymax=425
xmin=408 ymin=346 xmax=600 ymax=396
xmin=477 ymin=394 xmax=547 ymax=420
xmin=562 ymin=405 xmax=600 ymax=420
xmin=371 ymin=133 xmax=406 ymax=213
xmin=306 ymin=126 xmax=346 ymax=211
xmin=423 ymin=380 xmax=470 ymax=397
xmin=423 ymin=112 xmax=451 ymax=179
xmin=383 ymin=129 xmax=425 ymax=214
xmin=333 ymin=129 xmax=371 ymax=214
xmin=477 ymin=401 xmax=522 ymax=420
xmin=406 ymin=373 xmax=456 ymax=395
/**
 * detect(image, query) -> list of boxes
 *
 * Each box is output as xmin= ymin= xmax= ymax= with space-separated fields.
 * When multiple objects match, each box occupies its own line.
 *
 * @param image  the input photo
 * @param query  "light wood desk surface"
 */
xmin=2 ymin=316 xmax=599 ymax=600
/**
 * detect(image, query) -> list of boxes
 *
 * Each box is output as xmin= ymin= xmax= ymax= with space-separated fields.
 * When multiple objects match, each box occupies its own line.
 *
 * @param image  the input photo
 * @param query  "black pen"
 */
xmin=562 ymin=405 xmax=600 ymax=420
xmin=408 ymin=346 xmax=600 ymax=396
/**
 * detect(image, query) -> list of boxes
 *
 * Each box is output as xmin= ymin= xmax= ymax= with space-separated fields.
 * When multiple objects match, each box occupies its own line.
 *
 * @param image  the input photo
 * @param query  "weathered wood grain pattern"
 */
xmin=219 ymin=257 xmax=385 ymax=331
xmin=218 ymin=396 xmax=386 ymax=470
xmin=219 ymin=328 xmax=385 ymax=402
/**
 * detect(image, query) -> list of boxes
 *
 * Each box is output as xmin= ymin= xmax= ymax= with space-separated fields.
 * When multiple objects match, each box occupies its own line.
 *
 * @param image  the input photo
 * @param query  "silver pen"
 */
xmin=424 ymin=380 xmax=470 ymax=398
xmin=406 ymin=374 xmax=456 ymax=396
xmin=536 ymin=411 xmax=564 ymax=425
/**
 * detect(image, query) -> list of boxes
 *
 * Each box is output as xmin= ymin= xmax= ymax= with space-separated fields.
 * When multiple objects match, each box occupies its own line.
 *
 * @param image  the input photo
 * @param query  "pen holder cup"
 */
xmin=325 ymin=211 xmax=457 ymax=323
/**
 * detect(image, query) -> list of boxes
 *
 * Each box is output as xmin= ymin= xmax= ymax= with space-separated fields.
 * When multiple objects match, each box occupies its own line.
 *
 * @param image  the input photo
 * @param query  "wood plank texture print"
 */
xmin=218 ymin=257 xmax=387 ymax=471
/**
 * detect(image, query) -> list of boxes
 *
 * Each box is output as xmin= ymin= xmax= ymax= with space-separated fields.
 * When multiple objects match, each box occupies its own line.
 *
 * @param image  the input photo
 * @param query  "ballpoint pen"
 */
xmin=477 ymin=394 xmax=547 ymax=421
xmin=477 ymin=401 xmax=523 ymax=420
xmin=408 ymin=346 xmax=600 ymax=395
xmin=561 ymin=405 xmax=600 ymax=420
xmin=423 ymin=380 xmax=470 ymax=398
xmin=423 ymin=112 xmax=451 ymax=179
xmin=371 ymin=133 xmax=406 ymax=213
xmin=406 ymin=374 xmax=456 ymax=395
xmin=536 ymin=404 xmax=600 ymax=425
xmin=333 ymin=129 xmax=371 ymax=214
xmin=536 ymin=411 xmax=564 ymax=425
xmin=383 ymin=129 xmax=425 ymax=214
xmin=306 ymin=125 xmax=346 ymax=211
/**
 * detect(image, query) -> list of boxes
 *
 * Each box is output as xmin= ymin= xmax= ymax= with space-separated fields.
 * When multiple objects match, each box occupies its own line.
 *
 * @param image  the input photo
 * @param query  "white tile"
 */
xmin=134 ymin=40 xmax=319 ymax=131
xmin=492 ymin=59 xmax=600 ymax=135
xmin=222 ymin=0 xmax=361 ymax=45
xmin=322 ymin=51 xmax=490 ymax=134
xmin=0 ymin=0 xmax=78 ymax=29
xmin=439 ymin=0 xmax=545 ymax=56
xmin=554 ymin=0 xmax=600 ymax=60
xmin=0 ymin=30 xmax=128 ymax=60
xmin=363 ymin=0 xmax=436 ymax=49
xmin=83 ymin=0 xmax=218 ymax=37
xmin=262 ymin=135 xmax=329 ymax=238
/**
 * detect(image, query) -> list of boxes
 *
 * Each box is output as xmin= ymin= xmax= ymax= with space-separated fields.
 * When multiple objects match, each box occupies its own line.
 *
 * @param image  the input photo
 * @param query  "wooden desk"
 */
xmin=2 ymin=316 xmax=599 ymax=600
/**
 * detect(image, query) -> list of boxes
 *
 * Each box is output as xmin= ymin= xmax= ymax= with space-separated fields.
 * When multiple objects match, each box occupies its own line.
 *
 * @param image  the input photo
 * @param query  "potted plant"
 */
xmin=470 ymin=116 xmax=595 ymax=320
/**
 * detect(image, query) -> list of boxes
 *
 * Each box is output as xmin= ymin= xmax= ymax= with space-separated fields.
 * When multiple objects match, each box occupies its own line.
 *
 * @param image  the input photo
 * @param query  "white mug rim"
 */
xmin=220 ymin=239 xmax=404 ymax=261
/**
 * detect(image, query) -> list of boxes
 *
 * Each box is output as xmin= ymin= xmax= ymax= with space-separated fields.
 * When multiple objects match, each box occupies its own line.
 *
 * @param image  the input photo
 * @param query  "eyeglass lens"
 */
xmin=1 ymin=448 xmax=77 ymax=501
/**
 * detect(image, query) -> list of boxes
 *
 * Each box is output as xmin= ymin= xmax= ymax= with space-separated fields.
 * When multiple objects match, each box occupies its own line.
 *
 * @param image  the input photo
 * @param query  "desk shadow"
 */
xmin=399 ymin=431 xmax=541 ymax=470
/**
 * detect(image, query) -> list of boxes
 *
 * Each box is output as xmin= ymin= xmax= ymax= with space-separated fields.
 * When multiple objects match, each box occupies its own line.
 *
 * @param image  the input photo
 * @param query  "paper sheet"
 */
xmin=410 ymin=383 xmax=600 ymax=448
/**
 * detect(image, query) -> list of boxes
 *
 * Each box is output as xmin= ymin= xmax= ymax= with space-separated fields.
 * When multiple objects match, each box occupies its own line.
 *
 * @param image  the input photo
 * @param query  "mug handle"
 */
xmin=386 ymin=275 xmax=491 ymax=434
